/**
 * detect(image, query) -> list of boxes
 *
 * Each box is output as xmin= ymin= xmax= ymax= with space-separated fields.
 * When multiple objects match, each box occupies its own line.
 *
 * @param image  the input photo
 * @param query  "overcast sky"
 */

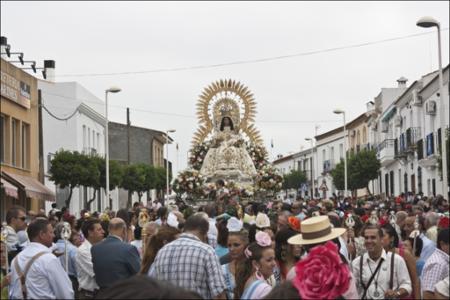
xmin=2 ymin=1 xmax=449 ymax=175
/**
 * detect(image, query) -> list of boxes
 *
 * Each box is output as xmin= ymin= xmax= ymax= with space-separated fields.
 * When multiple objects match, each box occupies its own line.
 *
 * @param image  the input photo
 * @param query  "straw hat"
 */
xmin=288 ymin=215 xmax=346 ymax=245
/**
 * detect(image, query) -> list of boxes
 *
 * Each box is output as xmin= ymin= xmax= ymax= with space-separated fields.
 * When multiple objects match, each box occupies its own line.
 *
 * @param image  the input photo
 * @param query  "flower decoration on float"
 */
xmin=292 ymin=241 xmax=350 ymax=299
xmin=438 ymin=214 xmax=449 ymax=230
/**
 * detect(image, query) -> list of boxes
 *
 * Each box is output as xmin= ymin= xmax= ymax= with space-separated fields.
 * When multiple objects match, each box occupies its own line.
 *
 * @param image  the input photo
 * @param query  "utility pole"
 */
xmin=38 ymin=90 xmax=45 ymax=184
xmin=127 ymin=107 xmax=131 ymax=208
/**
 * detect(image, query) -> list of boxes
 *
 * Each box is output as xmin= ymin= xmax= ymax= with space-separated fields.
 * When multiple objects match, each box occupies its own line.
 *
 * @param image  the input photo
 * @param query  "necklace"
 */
xmin=367 ymin=258 xmax=383 ymax=298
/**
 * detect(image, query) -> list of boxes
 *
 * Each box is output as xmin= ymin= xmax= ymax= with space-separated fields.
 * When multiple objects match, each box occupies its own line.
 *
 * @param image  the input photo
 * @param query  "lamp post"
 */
xmin=105 ymin=86 xmax=121 ymax=211
xmin=165 ymin=129 xmax=176 ymax=205
xmin=417 ymin=16 xmax=448 ymax=199
xmin=305 ymin=137 xmax=315 ymax=199
xmin=333 ymin=109 xmax=348 ymax=198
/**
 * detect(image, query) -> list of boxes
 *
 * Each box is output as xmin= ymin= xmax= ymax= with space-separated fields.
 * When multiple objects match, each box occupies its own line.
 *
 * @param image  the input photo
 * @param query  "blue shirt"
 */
xmin=215 ymin=245 xmax=229 ymax=258
xmin=55 ymin=239 xmax=78 ymax=277
xmin=419 ymin=234 xmax=436 ymax=262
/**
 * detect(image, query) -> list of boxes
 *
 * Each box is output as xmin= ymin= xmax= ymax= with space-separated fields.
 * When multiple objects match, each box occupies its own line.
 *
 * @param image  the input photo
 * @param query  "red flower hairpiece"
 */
xmin=288 ymin=216 xmax=301 ymax=232
xmin=438 ymin=216 xmax=449 ymax=229
xmin=361 ymin=215 xmax=369 ymax=223
xmin=292 ymin=241 xmax=350 ymax=299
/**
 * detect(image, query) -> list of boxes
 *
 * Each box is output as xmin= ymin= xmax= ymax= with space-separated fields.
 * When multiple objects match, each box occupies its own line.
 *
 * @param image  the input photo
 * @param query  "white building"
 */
xmin=314 ymin=126 xmax=345 ymax=199
xmin=39 ymin=81 xmax=120 ymax=216
xmin=272 ymin=148 xmax=314 ymax=199
xmin=367 ymin=78 xmax=409 ymax=196
xmin=374 ymin=66 xmax=449 ymax=198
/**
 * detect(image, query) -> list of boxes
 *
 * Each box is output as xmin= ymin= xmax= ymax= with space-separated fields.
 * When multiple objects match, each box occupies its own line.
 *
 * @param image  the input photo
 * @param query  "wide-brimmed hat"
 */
xmin=288 ymin=215 xmax=346 ymax=245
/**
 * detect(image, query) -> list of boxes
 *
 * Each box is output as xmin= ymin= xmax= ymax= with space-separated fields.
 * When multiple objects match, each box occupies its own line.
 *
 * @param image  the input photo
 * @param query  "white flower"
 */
xmin=188 ymin=183 xmax=194 ymax=189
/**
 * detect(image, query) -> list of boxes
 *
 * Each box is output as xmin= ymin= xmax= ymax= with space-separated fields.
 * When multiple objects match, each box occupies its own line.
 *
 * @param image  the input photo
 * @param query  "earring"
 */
xmin=255 ymin=267 xmax=264 ymax=281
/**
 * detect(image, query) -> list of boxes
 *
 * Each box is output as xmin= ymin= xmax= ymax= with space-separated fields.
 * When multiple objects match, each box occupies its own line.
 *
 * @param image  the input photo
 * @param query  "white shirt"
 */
xmin=5 ymin=225 xmax=19 ymax=251
xmin=352 ymin=249 xmax=412 ymax=299
xmin=208 ymin=218 xmax=218 ymax=249
xmin=75 ymin=239 xmax=99 ymax=292
xmin=9 ymin=242 xmax=74 ymax=299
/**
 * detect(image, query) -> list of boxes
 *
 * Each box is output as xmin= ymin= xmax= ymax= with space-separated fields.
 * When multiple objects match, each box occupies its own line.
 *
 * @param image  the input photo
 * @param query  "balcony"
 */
xmin=322 ymin=160 xmax=335 ymax=174
xmin=377 ymin=139 xmax=396 ymax=166
xmin=405 ymin=127 xmax=421 ymax=151
xmin=82 ymin=147 xmax=98 ymax=156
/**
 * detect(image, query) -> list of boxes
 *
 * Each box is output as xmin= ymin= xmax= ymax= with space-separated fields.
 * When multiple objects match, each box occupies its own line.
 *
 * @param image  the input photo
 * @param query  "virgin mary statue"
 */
xmin=200 ymin=109 xmax=257 ymax=184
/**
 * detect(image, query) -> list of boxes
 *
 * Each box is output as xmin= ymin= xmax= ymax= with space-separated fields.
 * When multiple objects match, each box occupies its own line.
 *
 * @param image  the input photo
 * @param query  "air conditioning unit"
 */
xmin=381 ymin=122 xmax=388 ymax=133
xmin=394 ymin=115 xmax=402 ymax=127
xmin=411 ymin=90 xmax=423 ymax=106
xmin=426 ymin=100 xmax=437 ymax=115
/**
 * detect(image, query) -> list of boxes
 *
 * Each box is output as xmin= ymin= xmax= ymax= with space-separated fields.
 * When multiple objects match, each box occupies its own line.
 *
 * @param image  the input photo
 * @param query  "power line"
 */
xmin=40 ymin=90 xmax=340 ymax=124
xmin=42 ymin=104 xmax=79 ymax=121
xmin=58 ymin=28 xmax=449 ymax=78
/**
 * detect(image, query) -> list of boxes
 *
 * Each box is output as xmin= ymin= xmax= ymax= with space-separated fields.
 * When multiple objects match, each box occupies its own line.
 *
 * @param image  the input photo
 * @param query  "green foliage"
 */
xmin=282 ymin=170 xmax=308 ymax=190
xmin=331 ymin=149 xmax=380 ymax=193
xmin=49 ymin=150 xmax=89 ymax=207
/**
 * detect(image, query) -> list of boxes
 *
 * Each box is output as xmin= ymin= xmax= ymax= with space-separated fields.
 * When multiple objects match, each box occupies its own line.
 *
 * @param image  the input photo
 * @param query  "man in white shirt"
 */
xmin=76 ymin=218 xmax=104 ymax=299
xmin=9 ymin=218 xmax=74 ymax=299
xmin=352 ymin=224 xmax=412 ymax=299
xmin=5 ymin=206 xmax=28 ymax=255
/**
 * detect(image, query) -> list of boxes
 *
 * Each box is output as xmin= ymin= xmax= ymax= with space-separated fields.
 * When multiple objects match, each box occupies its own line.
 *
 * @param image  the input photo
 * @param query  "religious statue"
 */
xmin=192 ymin=79 xmax=264 ymax=187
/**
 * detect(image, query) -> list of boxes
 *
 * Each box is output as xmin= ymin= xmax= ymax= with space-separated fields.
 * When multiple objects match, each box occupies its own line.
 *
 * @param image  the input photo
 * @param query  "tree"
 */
xmin=121 ymin=163 xmax=154 ymax=205
xmin=84 ymin=156 xmax=123 ymax=210
xmin=49 ymin=150 xmax=92 ymax=208
xmin=282 ymin=170 xmax=307 ymax=190
xmin=331 ymin=149 xmax=380 ymax=195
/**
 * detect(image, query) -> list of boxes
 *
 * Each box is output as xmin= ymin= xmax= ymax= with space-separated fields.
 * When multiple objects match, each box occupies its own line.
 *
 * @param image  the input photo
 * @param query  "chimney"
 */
xmin=397 ymin=76 xmax=408 ymax=88
xmin=44 ymin=60 xmax=55 ymax=82
xmin=1 ymin=36 xmax=9 ymax=59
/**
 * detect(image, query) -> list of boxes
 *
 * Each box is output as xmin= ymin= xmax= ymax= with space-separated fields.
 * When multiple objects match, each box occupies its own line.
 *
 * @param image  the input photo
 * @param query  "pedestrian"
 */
xmin=1 ymin=242 xmax=10 ymax=299
xmin=9 ymin=218 xmax=74 ymax=299
xmin=76 ymin=217 xmax=104 ymax=299
xmin=4 ymin=206 xmax=27 ymax=264
xmin=234 ymin=231 xmax=276 ymax=299
xmin=287 ymin=215 xmax=358 ymax=299
xmin=204 ymin=204 xmax=218 ymax=249
xmin=96 ymin=274 xmax=202 ymax=299
xmin=222 ymin=217 xmax=249 ymax=299
xmin=54 ymin=222 xmax=79 ymax=296
xmin=403 ymin=216 xmax=436 ymax=262
xmin=421 ymin=228 xmax=449 ymax=299
xmin=140 ymin=225 xmax=180 ymax=275
xmin=151 ymin=213 xmax=227 ymax=299
xmin=351 ymin=224 xmax=412 ymax=299
xmin=380 ymin=223 xmax=420 ymax=299
xmin=91 ymin=218 xmax=141 ymax=291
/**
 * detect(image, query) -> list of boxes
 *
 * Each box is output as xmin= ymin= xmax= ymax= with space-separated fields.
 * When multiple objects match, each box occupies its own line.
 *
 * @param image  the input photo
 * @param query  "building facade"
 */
xmin=1 ymin=58 xmax=55 ymax=219
xmin=39 ymin=80 xmax=110 ymax=215
xmin=108 ymin=121 xmax=173 ymax=208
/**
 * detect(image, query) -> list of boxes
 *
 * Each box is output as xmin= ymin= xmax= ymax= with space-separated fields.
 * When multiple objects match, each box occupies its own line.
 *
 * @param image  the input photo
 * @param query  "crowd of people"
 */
xmin=0 ymin=185 xmax=449 ymax=299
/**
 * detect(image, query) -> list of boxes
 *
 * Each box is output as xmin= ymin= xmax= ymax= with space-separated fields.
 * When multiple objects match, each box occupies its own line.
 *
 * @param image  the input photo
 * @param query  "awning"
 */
xmin=381 ymin=107 xmax=397 ymax=123
xmin=1 ymin=177 xmax=19 ymax=198
xmin=1 ymin=171 xmax=55 ymax=202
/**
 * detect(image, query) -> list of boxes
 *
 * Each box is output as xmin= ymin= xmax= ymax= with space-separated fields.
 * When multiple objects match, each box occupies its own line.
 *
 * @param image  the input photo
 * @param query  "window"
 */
xmin=21 ymin=122 xmax=30 ymax=169
xmin=398 ymin=169 xmax=402 ymax=194
xmin=82 ymin=125 xmax=86 ymax=149
xmin=97 ymin=133 xmax=100 ymax=150
xmin=362 ymin=127 xmax=367 ymax=144
xmin=88 ymin=128 xmax=91 ymax=148
xmin=322 ymin=149 xmax=326 ymax=162
xmin=92 ymin=130 xmax=95 ymax=150
xmin=0 ymin=115 xmax=5 ymax=163
xmin=330 ymin=147 xmax=334 ymax=162
xmin=339 ymin=144 xmax=343 ymax=159
xmin=11 ymin=118 xmax=19 ymax=166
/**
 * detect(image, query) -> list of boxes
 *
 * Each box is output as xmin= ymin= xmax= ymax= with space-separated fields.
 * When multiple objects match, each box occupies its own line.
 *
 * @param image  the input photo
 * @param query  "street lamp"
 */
xmin=105 ymin=86 xmax=121 ymax=211
xmin=333 ymin=109 xmax=348 ymax=198
xmin=417 ymin=16 xmax=448 ymax=199
xmin=305 ymin=138 xmax=315 ymax=199
xmin=165 ymin=129 xmax=176 ymax=204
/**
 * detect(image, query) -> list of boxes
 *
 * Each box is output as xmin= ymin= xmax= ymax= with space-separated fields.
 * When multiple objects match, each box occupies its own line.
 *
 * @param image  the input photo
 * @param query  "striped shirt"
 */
xmin=152 ymin=233 xmax=226 ymax=299
xmin=421 ymin=248 xmax=449 ymax=293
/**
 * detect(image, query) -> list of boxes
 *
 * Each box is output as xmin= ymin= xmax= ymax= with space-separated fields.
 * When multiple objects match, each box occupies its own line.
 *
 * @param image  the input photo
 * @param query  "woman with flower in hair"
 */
xmin=234 ymin=231 xmax=276 ymax=299
xmin=275 ymin=217 xmax=303 ymax=282
xmin=221 ymin=217 xmax=249 ymax=299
